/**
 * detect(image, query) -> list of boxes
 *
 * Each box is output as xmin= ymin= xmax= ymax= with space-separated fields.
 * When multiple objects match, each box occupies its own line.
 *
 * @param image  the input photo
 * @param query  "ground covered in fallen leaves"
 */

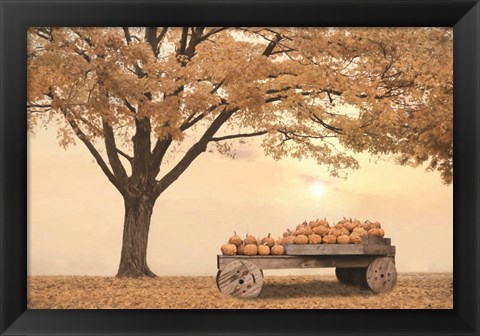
xmin=28 ymin=273 xmax=452 ymax=309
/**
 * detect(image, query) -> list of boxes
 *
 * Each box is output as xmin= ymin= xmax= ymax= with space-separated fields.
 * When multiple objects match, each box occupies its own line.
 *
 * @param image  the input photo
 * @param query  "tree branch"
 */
xmin=210 ymin=131 xmax=268 ymax=142
xmin=199 ymin=27 xmax=229 ymax=42
xmin=154 ymin=106 xmax=239 ymax=197
xmin=150 ymin=137 xmax=172 ymax=178
xmin=310 ymin=113 xmax=343 ymax=134
xmin=178 ymin=27 xmax=189 ymax=55
xmin=123 ymin=27 xmax=132 ymax=44
xmin=61 ymin=108 xmax=129 ymax=197
xmin=76 ymin=115 xmax=133 ymax=163
xmin=102 ymin=119 xmax=131 ymax=183
xmin=145 ymin=27 xmax=168 ymax=57
xmin=262 ymin=32 xmax=282 ymax=57
xmin=179 ymin=100 xmax=227 ymax=131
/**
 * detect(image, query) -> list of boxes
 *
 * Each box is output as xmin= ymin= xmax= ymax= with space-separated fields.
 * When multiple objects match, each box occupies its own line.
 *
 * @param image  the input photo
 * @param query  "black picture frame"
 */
xmin=1 ymin=0 xmax=479 ymax=335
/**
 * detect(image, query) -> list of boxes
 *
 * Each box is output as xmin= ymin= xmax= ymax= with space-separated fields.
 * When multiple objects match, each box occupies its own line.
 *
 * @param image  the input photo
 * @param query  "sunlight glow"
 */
xmin=310 ymin=183 xmax=325 ymax=196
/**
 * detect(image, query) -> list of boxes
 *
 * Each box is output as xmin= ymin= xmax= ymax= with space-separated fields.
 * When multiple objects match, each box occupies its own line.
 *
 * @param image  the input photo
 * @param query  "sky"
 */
xmin=27 ymin=124 xmax=453 ymax=276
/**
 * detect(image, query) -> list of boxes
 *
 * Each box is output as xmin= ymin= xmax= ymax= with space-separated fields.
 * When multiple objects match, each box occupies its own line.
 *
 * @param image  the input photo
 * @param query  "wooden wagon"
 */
xmin=216 ymin=235 xmax=396 ymax=298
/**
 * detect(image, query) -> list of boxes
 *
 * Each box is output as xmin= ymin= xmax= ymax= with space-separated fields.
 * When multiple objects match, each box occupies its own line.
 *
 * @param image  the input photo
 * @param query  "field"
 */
xmin=27 ymin=272 xmax=452 ymax=309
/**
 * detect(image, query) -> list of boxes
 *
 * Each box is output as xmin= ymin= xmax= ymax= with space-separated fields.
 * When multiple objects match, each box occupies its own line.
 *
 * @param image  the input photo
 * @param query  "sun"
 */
xmin=310 ymin=183 xmax=325 ymax=196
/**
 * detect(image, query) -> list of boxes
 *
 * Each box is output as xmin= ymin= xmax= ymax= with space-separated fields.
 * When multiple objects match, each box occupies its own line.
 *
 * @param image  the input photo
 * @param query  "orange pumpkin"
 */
xmin=261 ymin=233 xmax=275 ymax=248
xmin=283 ymin=236 xmax=295 ymax=245
xmin=317 ymin=218 xmax=330 ymax=227
xmin=258 ymin=244 xmax=270 ymax=255
xmin=322 ymin=234 xmax=337 ymax=244
xmin=337 ymin=235 xmax=350 ymax=244
xmin=228 ymin=231 xmax=243 ymax=246
xmin=361 ymin=220 xmax=373 ymax=231
xmin=244 ymin=234 xmax=257 ymax=245
xmin=236 ymin=243 xmax=245 ymax=255
xmin=220 ymin=244 xmax=237 ymax=256
xmin=271 ymin=245 xmax=285 ymax=255
xmin=294 ymin=235 xmax=309 ymax=244
xmin=243 ymin=244 xmax=258 ymax=256
xmin=349 ymin=233 xmax=362 ymax=244
xmin=308 ymin=234 xmax=322 ymax=244
xmin=313 ymin=226 xmax=330 ymax=236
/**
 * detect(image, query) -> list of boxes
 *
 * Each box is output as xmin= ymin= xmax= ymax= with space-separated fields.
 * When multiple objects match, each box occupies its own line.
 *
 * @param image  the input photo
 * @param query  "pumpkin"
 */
xmin=361 ymin=220 xmax=373 ymax=231
xmin=228 ymin=231 xmax=243 ymax=246
xmin=343 ymin=220 xmax=358 ymax=232
xmin=352 ymin=227 xmax=368 ymax=237
xmin=322 ymin=234 xmax=337 ymax=244
xmin=337 ymin=235 xmax=350 ymax=244
xmin=308 ymin=219 xmax=320 ymax=229
xmin=220 ymin=244 xmax=237 ymax=256
xmin=368 ymin=228 xmax=385 ymax=237
xmin=329 ymin=228 xmax=343 ymax=237
xmin=303 ymin=226 xmax=313 ymax=236
xmin=275 ymin=237 xmax=284 ymax=245
xmin=317 ymin=218 xmax=330 ymax=227
xmin=261 ymin=233 xmax=275 ymax=248
xmin=294 ymin=228 xmax=307 ymax=236
xmin=338 ymin=216 xmax=349 ymax=224
xmin=296 ymin=221 xmax=308 ymax=230
xmin=294 ymin=234 xmax=309 ymax=244
xmin=313 ymin=226 xmax=330 ymax=236
xmin=378 ymin=228 xmax=385 ymax=237
xmin=258 ymin=244 xmax=270 ymax=255
xmin=370 ymin=221 xmax=382 ymax=229
xmin=340 ymin=227 xmax=350 ymax=236
xmin=334 ymin=223 xmax=345 ymax=230
xmin=243 ymin=244 xmax=258 ymax=256
xmin=271 ymin=245 xmax=285 ymax=255
xmin=283 ymin=235 xmax=295 ymax=245
xmin=236 ymin=243 xmax=245 ymax=255
xmin=308 ymin=234 xmax=322 ymax=244
xmin=349 ymin=233 xmax=362 ymax=244
xmin=283 ymin=229 xmax=293 ymax=237
xmin=244 ymin=234 xmax=257 ymax=245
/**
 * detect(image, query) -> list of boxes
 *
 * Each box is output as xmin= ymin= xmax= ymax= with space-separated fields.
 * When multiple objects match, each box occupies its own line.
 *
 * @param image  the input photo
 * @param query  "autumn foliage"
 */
xmin=27 ymin=27 xmax=453 ymax=277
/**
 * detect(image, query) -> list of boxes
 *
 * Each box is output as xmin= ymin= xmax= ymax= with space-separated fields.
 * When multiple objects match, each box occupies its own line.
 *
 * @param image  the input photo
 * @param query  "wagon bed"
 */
xmin=216 ymin=235 xmax=397 ymax=298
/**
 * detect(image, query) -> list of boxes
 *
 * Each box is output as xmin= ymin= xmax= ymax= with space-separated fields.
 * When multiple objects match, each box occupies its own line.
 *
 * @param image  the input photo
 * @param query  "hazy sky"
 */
xmin=28 ymin=126 xmax=453 ymax=276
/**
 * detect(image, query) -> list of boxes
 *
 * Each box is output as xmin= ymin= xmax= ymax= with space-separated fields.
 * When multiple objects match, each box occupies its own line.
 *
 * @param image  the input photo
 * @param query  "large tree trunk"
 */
xmin=116 ymin=198 xmax=156 ymax=277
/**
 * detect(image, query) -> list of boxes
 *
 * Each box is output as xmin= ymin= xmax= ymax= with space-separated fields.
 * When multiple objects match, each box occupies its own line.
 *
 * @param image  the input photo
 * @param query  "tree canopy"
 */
xmin=27 ymin=27 xmax=453 ymax=277
xmin=28 ymin=27 xmax=453 ymax=190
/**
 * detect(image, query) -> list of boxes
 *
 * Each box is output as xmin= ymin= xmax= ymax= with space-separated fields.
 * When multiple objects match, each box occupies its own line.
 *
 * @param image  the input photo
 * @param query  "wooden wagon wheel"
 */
xmin=216 ymin=260 xmax=264 ymax=298
xmin=365 ymin=257 xmax=397 ymax=293
xmin=335 ymin=267 xmax=368 ymax=288
xmin=335 ymin=267 xmax=353 ymax=284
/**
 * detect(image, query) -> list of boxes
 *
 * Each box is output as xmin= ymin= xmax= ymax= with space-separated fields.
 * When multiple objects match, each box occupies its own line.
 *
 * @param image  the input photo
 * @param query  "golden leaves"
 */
xmin=27 ymin=27 xmax=453 ymax=183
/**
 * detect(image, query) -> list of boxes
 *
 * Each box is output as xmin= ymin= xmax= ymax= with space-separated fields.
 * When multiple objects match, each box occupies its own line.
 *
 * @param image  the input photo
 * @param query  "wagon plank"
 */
xmin=284 ymin=243 xmax=365 ymax=255
xmin=218 ymin=255 xmax=385 ymax=270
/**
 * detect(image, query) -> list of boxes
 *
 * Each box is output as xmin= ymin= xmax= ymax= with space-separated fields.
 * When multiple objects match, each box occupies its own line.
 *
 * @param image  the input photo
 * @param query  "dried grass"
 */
xmin=27 ymin=273 xmax=452 ymax=309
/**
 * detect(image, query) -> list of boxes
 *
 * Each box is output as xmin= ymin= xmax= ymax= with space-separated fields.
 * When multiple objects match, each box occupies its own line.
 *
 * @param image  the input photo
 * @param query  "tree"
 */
xmin=27 ymin=27 xmax=452 ymax=277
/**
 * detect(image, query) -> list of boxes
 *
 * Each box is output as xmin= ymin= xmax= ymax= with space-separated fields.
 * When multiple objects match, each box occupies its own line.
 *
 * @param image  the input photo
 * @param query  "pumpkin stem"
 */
xmin=267 ymin=233 xmax=271 ymax=238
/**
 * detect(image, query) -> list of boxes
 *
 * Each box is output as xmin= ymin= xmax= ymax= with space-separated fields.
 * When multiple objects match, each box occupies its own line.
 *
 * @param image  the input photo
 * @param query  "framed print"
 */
xmin=1 ymin=0 xmax=479 ymax=335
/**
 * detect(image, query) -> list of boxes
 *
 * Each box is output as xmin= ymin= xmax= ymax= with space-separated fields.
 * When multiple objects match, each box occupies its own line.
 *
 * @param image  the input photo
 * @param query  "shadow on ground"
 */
xmin=258 ymin=279 xmax=374 ymax=299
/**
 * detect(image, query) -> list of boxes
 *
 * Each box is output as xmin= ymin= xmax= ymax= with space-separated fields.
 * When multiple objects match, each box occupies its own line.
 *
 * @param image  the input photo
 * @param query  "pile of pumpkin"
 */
xmin=220 ymin=232 xmax=285 ymax=256
xmin=220 ymin=218 xmax=385 ymax=256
